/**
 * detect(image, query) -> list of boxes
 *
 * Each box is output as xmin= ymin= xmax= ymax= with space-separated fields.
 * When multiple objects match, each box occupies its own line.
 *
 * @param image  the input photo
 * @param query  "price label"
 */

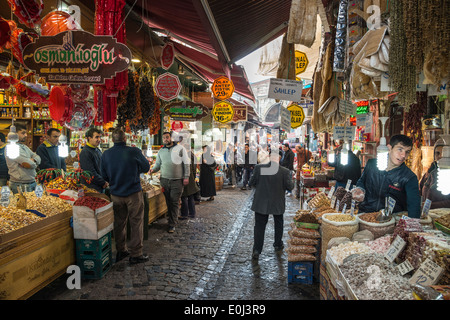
xmin=384 ymin=235 xmax=406 ymax=263
xmin=409 ymin=258 xmax=443 ymax=286
xmin=78 ymin=188 xmax=85 ymax=198
xmin=335 ymin=199 xmax=340 ymax=211
xmin=421 ymin=199 xmax=432 ymax=218
xmin=330 ymin=196 xmax=337 ymax=209
xmin=350 ymin=199 xmax=356 ymax=217
xmin=396 ymin=260 xmax=414 ymax=276
xmin=388 ymin=197 xmax=396 ymax=213
xmin=345 ymin=179 xmax=352 ymax=191
xmin=35 ymin=184 xmax=44 ymax=198
xmin=341 ymin=203 xmax=347 ymax=214
xmin=328 ymin=186 xmax=335 ymax=199
xmin=0 ymin=186 xmax=11 ymax=207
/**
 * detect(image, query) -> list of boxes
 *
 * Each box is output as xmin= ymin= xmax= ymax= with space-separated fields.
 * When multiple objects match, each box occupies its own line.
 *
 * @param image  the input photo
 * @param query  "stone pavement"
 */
xmin=30 ymin=182 xmax=319 ymax=300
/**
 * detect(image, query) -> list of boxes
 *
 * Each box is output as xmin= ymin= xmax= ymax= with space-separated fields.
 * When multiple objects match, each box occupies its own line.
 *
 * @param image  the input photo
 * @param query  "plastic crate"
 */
xmin=77 ymin=250 xmax=112 ymax=280
xmin=75 ymin=232 xmax=112 ymax=260
xmin=288 ymin=261 xmax=314 ymax=284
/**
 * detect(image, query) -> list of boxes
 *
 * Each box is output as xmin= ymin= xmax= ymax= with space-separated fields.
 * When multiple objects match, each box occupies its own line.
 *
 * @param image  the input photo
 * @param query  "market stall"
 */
xmin=288 ymin=188 xmax=450 ymax=300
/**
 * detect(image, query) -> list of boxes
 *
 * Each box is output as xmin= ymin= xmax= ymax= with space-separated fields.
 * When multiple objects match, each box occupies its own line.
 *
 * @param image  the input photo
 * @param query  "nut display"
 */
xmin=22 ymin=192 xmax=72 ymax=216
xmin=294 ymin=210 xmax=319 ymax=224
xmin=325 ymin=213 xmax=356 ymax=222
xmin=0 ymin=206 xmax=43 ymax=235
xmin=140 ymin=178 xmax=157 ymax=192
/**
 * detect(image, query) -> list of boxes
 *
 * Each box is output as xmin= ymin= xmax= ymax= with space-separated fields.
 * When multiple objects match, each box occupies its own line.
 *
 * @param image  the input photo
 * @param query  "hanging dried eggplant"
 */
xmin=139 ymin=74 xmax=156 ymax=127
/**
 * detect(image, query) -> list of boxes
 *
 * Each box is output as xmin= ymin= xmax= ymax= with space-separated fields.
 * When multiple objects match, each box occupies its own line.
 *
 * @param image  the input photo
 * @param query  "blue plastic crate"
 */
xmin=288 ymin=261 xmax=314 ymax=284
xmin=75 ymin=232 xmax=112 ymax=260
xmin=77 ymin=250 xmax=112 ymax=280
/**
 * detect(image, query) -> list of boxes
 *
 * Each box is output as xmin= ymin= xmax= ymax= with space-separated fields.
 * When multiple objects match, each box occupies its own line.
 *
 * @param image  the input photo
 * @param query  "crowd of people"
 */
xmin=1 ymin=126 xmax=448 ymax=264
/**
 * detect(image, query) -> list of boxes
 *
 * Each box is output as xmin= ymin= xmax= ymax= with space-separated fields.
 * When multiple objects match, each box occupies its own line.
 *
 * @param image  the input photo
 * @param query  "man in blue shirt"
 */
xmin=36 ymin=128 xmax=67 ymax=171
xmin=101 ymin=128 xmax=150 ymax=264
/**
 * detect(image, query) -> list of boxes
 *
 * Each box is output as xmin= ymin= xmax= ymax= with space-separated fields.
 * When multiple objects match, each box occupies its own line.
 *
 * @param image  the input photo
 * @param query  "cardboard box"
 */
xmin=72 ymin=194 xmax=114 ymax=240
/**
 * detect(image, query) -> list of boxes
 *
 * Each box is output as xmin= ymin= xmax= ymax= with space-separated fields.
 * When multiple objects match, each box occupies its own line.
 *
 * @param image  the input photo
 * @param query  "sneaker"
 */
xmin=129 ymin=254 xmax=149 ymax=265
xmin=231 ymin=185 xmax=236 ymax=189
xmin=115 ymin=250 xmax=130 ymax=262
xmin=251 ymin=250 xmax=260 ymax=260
xmin=241 ymin=186 xmax=247 ymax=190
xmin=168 ymin=226 xmax=175 ymax=233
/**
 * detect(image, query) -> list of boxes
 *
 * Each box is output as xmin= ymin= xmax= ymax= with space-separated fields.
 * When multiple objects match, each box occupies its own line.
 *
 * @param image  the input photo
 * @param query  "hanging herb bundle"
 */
xmin=149 ymin=90 xmax=161 ymax=135
xmin=389 ymin=0 xmax=417 ymax=110
xmin=139 ymin=74 xmax=156 ymax=124
xmin=403 ymin=91 xmax=427 ymax=146
xmin=402 ymin=0 xmax=423 ymax=71
xmin=420 ymin=0 xmax=450 ymax=86
xmin=117 ymin=70 xmax=137 ymax=129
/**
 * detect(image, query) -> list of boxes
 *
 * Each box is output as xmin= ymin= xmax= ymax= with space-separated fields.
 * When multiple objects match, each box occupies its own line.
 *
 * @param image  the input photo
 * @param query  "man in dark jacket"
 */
xmin=352 ymin=134 xmax=421 ymax=218
xmin=0 ymin=133 xmax=9 ymax=186
xmin=101 ymin=128 xmax=150 ymax=265
xmin=79 ymin=128 xmax=108 ymax=193
xmin=36 ymin=128 xmax=67 ymax=171
xmin=241 ymin=143 xmax=256 ymax=190
xmin=280 ymin=143 xmax=295 ymax=196
xmin=249 ymin=150 xmax=294 ymax=260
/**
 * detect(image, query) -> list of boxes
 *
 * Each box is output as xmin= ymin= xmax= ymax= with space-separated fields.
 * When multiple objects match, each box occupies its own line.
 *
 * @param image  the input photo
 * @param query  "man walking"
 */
xmin=79 ymin=127 xmax=108 ymax=193
xmin=150 ymin=132 xmax=189 ymax=233
xmin=36 ymin=128 xmax=67 ymax=171
xmin=241 ymin=143 xmax=256 ymax=190
xmin=280 ymin=143 xmax=295 ymax=196
xmin=6 ymin=123 xmax=41 ymax=193
xmin=101 ymin=128 xmax=150 ymax=264
xmin=249 ymin=150 xmax=294 ymax=260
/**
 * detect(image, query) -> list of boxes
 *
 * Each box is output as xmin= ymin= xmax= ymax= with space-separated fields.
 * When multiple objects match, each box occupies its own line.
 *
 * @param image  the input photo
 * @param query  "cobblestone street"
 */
xmin=30 ymin=183 xmax=319 ymax=301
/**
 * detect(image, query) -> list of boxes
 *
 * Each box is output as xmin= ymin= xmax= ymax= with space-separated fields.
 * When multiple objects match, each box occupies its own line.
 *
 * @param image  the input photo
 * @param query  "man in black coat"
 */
xmin=280 ymin=143 xmax=295 ymax=196
xmin=36 ymin=128 xmax=67 ymax=171
xmin=249 ymin=150 xmax=294 ymax=260
xmin=79 ymin=127 xmax=108 ymax=193
xmin=328 ymin=140 xmax=361 ymax=189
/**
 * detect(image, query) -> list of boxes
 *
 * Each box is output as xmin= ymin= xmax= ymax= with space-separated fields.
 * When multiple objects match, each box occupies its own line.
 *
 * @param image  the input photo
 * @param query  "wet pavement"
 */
xmin=30 ymin=181 xmax=319 ymax=301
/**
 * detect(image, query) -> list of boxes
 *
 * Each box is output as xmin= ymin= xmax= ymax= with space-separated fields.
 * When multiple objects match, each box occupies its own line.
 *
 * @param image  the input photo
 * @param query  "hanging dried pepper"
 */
xmin=117 ymin=69 xmax=137 ymax=129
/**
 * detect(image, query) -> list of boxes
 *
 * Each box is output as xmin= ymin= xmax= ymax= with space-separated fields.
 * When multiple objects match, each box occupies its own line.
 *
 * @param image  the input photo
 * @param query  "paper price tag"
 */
xmin=0 ymin=186 xmax=11 ymax=207
xmin=396 ymin=260 xmax=414 ymax=276
xmin=350 ymin=199 xmax=356 ymax=217
xmin=328 ymin=186 xmax=335 ymax=199
xmin=341 ymin=203 xmax=347 ymax=214
xmin=345 ymin=179 xmax=351 ymax=191
xmin=384 ymin=235 xmax=406 ymax=263
xmin=388 ymin=197 xmax=396 ymax=213
xmin=330 ymin=196 xmax=337 ymax=209
xmin=335 ymin=200 xmax=340 ymax=211
xmin=35 ymin=184 xmax=44 ymax=198
xmin=421 ymin=199 xmax=432 ymax=217
xmin=409 ymin=258 xmax=443 ymax=286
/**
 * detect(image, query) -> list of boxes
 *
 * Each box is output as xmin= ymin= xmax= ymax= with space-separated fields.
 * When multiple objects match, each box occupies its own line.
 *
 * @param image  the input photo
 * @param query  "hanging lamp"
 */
xmin=377 ymin=117 xmax=389 ymax=170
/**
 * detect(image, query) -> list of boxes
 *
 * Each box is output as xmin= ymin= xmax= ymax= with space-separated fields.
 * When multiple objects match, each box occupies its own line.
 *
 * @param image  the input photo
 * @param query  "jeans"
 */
xmin=111 ymin=191 xmax=145 ymax=258
xmin=181 ymin=194 xmax=196 ymax=217
xmin=160 ymin=178 xmax=184 ymax=227
xmin=243 ymin=168 xmax=253 ymax=187
xmin=253 ymin=212 xmax=284 ymax=253
xmin=9 ymin=181 xmax=36 ymax=194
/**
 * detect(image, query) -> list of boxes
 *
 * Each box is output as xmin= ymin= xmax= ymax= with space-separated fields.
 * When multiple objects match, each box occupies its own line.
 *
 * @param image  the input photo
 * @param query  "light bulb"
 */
xmin=377 ymin=145 xmax=389 ymax=171
xmin=58 ymin=143 xmax=69 ymax=158
xmin=437 ymin=167 xmax=450 ymax=195
xmin=6 ymin=142 xmax=20 ymax=159
xmin=340 ymin=148 xmax=348 ymax=166
xmin=328 ymin=149 xmax=335 ymax=163
xmin=146 ymin=147 xmax=153 ymax=157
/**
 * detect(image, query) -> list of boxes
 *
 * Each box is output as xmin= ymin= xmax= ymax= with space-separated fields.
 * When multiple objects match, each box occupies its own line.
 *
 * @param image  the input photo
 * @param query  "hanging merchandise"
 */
xmin=40 ymin=10 xmax=81 ymax=36
xmin=139 ymin=73 xmax=156 ymax=126
xmin=286 ymin=0 xmax=318 ymax=47
xmin=129 ymin=71 xmax=142 ymax=133
xmin=64 ymin=100 xmax=96 ymax=131
xmin=0 ymin=17 xmax=11 ymax=50
xmin=94 ymin=0 xmax=128 ymax=124
xmin=7 ymin=0 xmax=44 ymax=28
xmin=332 ymin=0 xmax=348 ymax=72
xmin=116 ymin=69 xmax=136 ymax=129
xmin=149 ymin=89 xmax=161 ymax=136
xmin=48 ymin=85 xmax=74 ymax=125
xmin=0 ymin=72 xmax=18 ymax=90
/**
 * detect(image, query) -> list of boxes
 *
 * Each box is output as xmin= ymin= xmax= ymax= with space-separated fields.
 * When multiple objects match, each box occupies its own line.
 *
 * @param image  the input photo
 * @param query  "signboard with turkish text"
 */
xmin=280 ymin=106 xmax=291 ymax=131
xmin=287 ymin=104 xmax=305 ymax=129
xmin=268 ymin=78 xmax=303 ymax=102
xmin=171 ymin=121 xmax=183 ymax=132
xmin=295 ymin=51 xmax=309 ymax=75
xmin=155 ymin=73 xmax=181 ymax=101
xmin=212 ymin=101 xmax=234 ymax=123
xmin=333 ymin=126 xmax=356 ymax=140
xmin=161 ymin=42 xmax=175 ymax=70
xmin=232 ymin=105 xmax=247 ymax=122
xmin=212 ymin=76 xmax=234 ymax=100
xmin=164 ymin=101 xmax=209 ymax=120
xmin=22 ymin=30 xmax=132 ymax=84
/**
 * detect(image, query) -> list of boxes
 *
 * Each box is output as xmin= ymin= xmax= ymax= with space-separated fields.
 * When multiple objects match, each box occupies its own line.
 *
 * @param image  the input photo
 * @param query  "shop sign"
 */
xmin=268 ymin=78 xmax=303 ymax=102
xmin=339 ymin=99 xmax=356 ymax=115
xmin=211 ymin=76 xmax=234 ymax=100
xmin=287 ymin=104 xmax=305 ymax=129
xmin=295 ymin=51 xmax=308 ymax=75
xmin=155 ymin=73 xmax=181 ymax=101
xmin=280 ymin=106 xmax=291 ymax=131
xmin=164 ymin=101 xmax=209 ymax=120
xmin=161 ymin=42 xmax=175 ymax=70
xmin=333 ymin=126 xmax=356 ymax=140
xmin=212 ymin=101 xmax=234 ymax=123
xmin=22 ymin=30 xmax=131 ymax=84
xmin=232 ymin=105 xmax=247 ymax=122
xmin=171 ymin=121 xmax=183 ymax=132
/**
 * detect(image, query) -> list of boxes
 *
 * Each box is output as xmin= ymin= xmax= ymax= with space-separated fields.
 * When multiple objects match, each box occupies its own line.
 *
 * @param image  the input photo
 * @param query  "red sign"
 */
xmin=155 ymin=73 xmax=181 ymax=101
xmin=161 ymin=42 xmax=175 ymax=70
xmin=171 ymin=121 xmax=184 ymax=132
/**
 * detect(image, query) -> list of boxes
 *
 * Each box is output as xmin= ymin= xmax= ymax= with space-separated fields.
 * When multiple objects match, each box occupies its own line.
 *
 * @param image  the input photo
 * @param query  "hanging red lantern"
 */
xmin=40 ymin=10 xmax=79 ymax=36
xmin=49 ymin=85 xmax=74 ymax=125
xmin=7 ymin=0 xmax=44 ymax=29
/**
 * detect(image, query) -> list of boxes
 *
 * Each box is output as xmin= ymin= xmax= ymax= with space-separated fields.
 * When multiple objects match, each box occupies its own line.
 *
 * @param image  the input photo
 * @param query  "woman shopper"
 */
xmin=199 ymin=145 xmax=217 ymax=201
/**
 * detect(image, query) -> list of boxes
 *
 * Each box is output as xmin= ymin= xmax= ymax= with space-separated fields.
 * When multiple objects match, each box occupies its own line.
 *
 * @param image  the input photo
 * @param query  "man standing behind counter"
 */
xmin=36 ymin=128 xmax=66 ymax=171
xmin=352 ymin=134 xmax=421 ymax=218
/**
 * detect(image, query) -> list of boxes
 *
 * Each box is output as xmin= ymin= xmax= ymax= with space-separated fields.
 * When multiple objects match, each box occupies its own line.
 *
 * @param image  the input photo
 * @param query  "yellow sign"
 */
xmin=287 ymin=104 xmax=305 ymax=128
xmin=212 ymin=101 xmax=234 ymax=123
xmin=295 ymin=51 xmax=309 ymax=75
xmin=211 ymin=76 xmax=235 ymax=100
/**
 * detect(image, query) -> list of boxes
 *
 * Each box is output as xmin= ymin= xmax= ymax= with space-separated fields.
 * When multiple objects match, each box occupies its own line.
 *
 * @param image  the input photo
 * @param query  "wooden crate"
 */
xmin=0 ymin=210 xmax=75 ymax=300
xmin=147 ymin=191 xmax=168 ymax=224
xmin=215 ymin=175 xmax=223 ymax=191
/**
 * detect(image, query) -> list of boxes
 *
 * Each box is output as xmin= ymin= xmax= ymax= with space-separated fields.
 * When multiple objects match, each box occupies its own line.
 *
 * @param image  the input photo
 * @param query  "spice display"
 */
xmin=308 ymin=192 xmax=330 ymax=209
xmin=325 ymin=213 xmax=356 ymax=222
xmin=73 ymin=196 xmax=110 ymax=210
xmin=321 ymin=213 xmax=359 ymax=257
xmin=45 ymin=177 xmax=98 ymax=193
xmin=0 ymin=206 xmax=42 ymax=235
xmin=339 ymin=253 xmax=414 ymax=300
xmin=358 ymin=212 xmax=396 ymax=239
xmin=288 ymin=227 xmax=321 ymax=239
xmin=23 ymin=192 xmax=72 ymax=216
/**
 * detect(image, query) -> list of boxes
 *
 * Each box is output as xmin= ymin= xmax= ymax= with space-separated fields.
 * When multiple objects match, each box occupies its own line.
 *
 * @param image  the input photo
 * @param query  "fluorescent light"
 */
xmin=6 ymin=124 xmax=19 ymax=159
xmin=132 ymin=58 xmax=141 ymax=63
xmin=437 ymin=133 xmax=450 ymax=195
